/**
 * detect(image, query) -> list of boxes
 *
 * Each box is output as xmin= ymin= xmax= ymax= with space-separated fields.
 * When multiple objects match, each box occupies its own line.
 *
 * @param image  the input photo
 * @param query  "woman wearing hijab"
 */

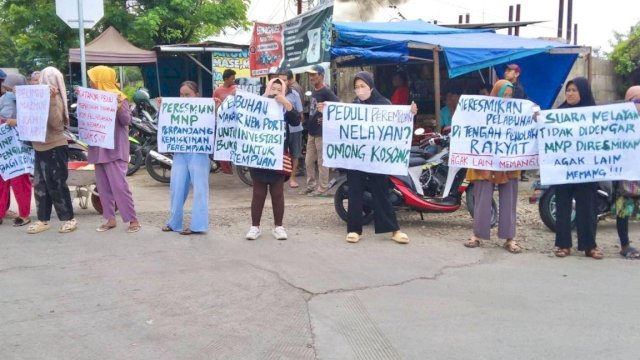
xmin=245 ymin=78 xmax=300 ymax=240
xmin=162 ymin=81 xmax=210 ymax=235
xmin=344 ymin=71 xmax=416 ymax=244
xmin=87 ymin=66 xmax=140 ymax=233
xmin=553 ymin=77 xmax=602 ymax=259
xmin=464 ymin=80 xmax=522 ymax=253
xmin=0 ymin=73 xmax=32 ymax=226
xmin=16 ymin=66 xmax=77 ymax=234
xmin=610 ymin=85 xmax=640 ymax=259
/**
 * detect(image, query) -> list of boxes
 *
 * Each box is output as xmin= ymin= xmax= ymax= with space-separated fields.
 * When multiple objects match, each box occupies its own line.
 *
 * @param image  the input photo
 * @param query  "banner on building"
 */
xmin=212 ymin=48 xmax=251 ymax=86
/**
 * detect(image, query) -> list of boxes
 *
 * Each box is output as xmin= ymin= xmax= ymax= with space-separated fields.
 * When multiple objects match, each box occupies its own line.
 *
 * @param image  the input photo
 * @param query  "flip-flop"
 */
xmin=127 ymin=224 xmax=141 ymax=233
xmin=13 ymin=218 xmax=31 ymax=227
xmin=620 ymin=246 xmax=640 ymax=259
xmin=161 ymin=225 xmax=173 ymax=232
xmin=289 ymin=181 xmax=299 ymax=188
xmin=180 ymin=229 xmax=204 ymax=235
xmin=96 ymin=223 xmax=116 ymax=232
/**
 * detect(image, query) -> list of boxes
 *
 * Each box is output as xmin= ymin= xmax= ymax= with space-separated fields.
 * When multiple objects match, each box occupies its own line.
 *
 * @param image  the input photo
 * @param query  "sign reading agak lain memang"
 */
xmin=538 ymin=102 xmax=640 ymax=185
xmin=448 ymin=95 xmax=539 ymax=171
xmin=322 ymin=102 xmax=413 ymax=176
xmin=158 ymin=97 xmax=216 ymax=153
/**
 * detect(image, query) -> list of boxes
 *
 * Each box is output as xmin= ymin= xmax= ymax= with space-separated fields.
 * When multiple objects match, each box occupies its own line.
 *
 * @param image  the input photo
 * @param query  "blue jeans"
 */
xmin=166 ymin=153 xmax=210 ymax=232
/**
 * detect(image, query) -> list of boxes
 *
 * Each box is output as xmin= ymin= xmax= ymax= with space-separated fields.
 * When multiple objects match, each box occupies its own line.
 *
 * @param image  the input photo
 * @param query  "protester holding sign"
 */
xmin=245 ymin=78 xmax=300 ymax=241
xmin=0 ymin=73 xmax=32 ymax=227
xmin=611 ymin=85 xmax=640 ymax=259
xmin=344 ymin=71 xmax=415 ymax=244
xmin=552 ymin=77 xmax=602 ymax=259
xmin=464 ymin=80 xmax=522 ymax=253
xmin=86 ymin=66 xmax=140 ymax=234
xmin=15 ymin=67 xmax=77 ymax=234
xmin=161 ymin=81 xmax=211 ymax=235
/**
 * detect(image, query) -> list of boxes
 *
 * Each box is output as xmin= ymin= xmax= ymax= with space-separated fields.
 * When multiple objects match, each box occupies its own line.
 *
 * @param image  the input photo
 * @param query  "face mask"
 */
xmin=355 ymin=88 xmax=371 ymax=101
xmin=268 ymin=94 xmax=277 ymax=99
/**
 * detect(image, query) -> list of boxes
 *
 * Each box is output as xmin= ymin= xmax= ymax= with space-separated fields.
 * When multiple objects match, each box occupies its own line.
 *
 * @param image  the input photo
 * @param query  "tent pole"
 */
xmin=433 ymin=48 xmax=441 ymax=131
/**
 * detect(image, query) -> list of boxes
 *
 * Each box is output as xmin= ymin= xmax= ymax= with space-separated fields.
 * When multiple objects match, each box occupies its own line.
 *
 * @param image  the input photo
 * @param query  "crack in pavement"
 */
xmin=242 ymin=256 xmax=487 ymax=359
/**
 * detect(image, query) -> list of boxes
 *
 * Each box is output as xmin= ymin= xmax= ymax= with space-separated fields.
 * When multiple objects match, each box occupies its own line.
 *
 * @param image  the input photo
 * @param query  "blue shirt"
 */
xmin=286 ymin=89 xmax=304 ymax=133
xmin=440 ymin=106 xmax=452 ymax=128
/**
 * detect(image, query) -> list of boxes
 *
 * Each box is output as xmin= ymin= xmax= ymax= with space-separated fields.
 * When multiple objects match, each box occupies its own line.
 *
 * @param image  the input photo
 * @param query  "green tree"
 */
xmin=609 ymin=22 xmax=640 ymax=91
xmin=0 ymin=0 xmax=249 ymax=74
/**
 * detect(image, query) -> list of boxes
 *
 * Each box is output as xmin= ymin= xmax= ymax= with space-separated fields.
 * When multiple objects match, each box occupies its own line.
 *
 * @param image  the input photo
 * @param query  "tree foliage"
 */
xmin=0 ymin=0 xmax=249 ymax=75
xmin=609 ymin=22 xmax=640 ymax=90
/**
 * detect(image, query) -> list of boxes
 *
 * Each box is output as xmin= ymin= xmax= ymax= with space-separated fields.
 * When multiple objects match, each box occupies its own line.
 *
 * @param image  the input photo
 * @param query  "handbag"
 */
xmin=277 ymin=152 xmax=293 ymax=176
xmin=619 ymin=180 xmax=640 ymax=197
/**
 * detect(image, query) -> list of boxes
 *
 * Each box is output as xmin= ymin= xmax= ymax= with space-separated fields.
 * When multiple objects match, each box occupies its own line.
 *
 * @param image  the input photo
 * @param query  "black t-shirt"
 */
xmin=308 ymin=85 xmax=339 ymax=136
xmin=512 ymin=81 xmax=528 ymax=100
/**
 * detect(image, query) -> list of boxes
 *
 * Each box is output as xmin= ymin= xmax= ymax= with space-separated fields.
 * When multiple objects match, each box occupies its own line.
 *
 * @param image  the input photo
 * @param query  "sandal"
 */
xmin=96 ymin=223 xmax=116 ymax=232
xmin=27 ymin=221 xmax=50 ymax=234
xmin=391 ymin=231 xmax=409 ymax=244
xmin=464 ymin=237 xmax=482 ymax=248
xmin=59 ymin=219 xmax=78 ymax=233
xmin=585 ymin=248 xmax=604 ymax=260
xmin=620 ymin=246 xmax=640 ymax=259
xmin=127 ymin=223 xmax=141 ymax=233
xmin=13 ymin=217 xmax=31 ymax=227
xmin=180 ymin=229 xmax=204 ymax=235
xmin=161 ymin=225 xmax=173 ymax=232
xmin=346 ymin=232 xmax=361 ymax=243
xmin=289 ymin=181 xmax=299 ymax=188
xmin=554 ymin=248 xmax=571 ymax=257
xmin=503 ymin=240 xmax=522 ymax=254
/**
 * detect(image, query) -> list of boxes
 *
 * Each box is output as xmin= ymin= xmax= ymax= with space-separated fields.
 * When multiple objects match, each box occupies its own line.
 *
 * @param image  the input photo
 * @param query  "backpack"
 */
xmin=619 ymin=181 xmax=640 ymax=197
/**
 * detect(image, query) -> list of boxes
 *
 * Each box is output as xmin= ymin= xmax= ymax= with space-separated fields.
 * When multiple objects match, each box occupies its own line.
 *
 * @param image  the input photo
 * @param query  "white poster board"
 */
xmin=538 ymin=102 xmax=640 ymax=185
xmin=158 ymin=97 xmax=216 ymax=153
xmin=76 ymin=87 xmax=117 ymax=149
xmin=213 ymin=90 xmax=285 ymax=170
xmin=448 ymin=95 xmax=538 ymax=171
xmin=15 ymin=85 xmax=50 ymax=142
xmin=0 ymin=124 xmax=34 ymax=180
xmin=322 ymin=102 xmax=413 ymax=176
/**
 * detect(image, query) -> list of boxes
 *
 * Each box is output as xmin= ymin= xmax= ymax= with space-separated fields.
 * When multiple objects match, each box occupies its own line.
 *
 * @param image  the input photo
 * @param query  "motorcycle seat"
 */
xmin=409 ymin=157 xmax=428 ymax=167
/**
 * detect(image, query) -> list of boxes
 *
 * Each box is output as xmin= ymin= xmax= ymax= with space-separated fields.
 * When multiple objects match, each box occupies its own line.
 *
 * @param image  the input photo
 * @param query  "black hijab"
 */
xmin=558 ymin=76 xmax=596 ymax=108
xmin=352 ymin=71 xmax=391 ymax=105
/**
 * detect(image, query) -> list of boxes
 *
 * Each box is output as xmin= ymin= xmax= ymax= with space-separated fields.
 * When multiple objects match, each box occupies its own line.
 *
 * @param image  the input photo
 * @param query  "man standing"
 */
xmin=300 ymin=64 xmax=338 ymax=197
xmin=279 ymin=69 xmax=305 ymax=188
xmin=504 ymin=63 xmax=530 ymax=181
xmin=213 ymin=69 xmax=237 ymax=174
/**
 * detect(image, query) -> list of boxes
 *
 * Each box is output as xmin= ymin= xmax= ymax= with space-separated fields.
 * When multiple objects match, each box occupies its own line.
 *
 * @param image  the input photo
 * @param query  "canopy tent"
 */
xmin=68 ymin=26 xmax=157 ymax=64
xmin=331 ymin=20 xmax=586 ymax=110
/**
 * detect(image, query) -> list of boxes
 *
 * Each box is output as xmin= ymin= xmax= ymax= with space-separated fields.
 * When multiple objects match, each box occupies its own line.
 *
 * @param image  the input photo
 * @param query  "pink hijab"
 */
xmin=262 ymin=78 xmax=287 ymax=97
xmin=624 ymin=86 xmax=640 ymax=101
xmin=39 ymin=66 xmax=69 ymax=124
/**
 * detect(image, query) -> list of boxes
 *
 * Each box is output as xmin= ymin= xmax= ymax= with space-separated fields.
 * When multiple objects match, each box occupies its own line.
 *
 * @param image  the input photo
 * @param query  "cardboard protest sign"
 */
xmin=322 ymin=102 xmax=413 ymax=176
xmin=213 ymin=90 xmax=285 ymax=170
xmin=15 ymin=85 xmax=50 ymax=142
xmin=538 ymin=102 xmax=640 ymax=185
xmin=448 ymin=95 xmax=538 ymax=171
xmin=76 ymin=87 xmax=117 ymax=149
xmin=158 ymin=97 xmax=216 ymax=153
xmin=0 ymin=124 xmax=34 ymax=180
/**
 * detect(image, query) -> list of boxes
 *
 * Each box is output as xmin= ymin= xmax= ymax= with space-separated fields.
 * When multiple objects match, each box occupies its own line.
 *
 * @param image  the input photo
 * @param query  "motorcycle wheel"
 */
xmin=235 ymin=165 xmax=253 ymax=186
xmin=333 ymin=181 xmax=374 ymax=225
xmin=127 ymin=143 xmax=144 ymax=176
xmin=68 ymin=148 xmax=88 ymax=161
xmin=465 ymin=187 xmax=498 ymax=227
xmin=145 ymin=151 xmax=172 ymax=183
xmin=538 ymin=186 xmax=576 ymax=232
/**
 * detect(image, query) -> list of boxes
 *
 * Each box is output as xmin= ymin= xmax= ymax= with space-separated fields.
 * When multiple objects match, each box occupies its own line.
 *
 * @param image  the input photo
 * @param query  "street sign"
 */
xmin=56 ymin=0 xmax=103 ymax=29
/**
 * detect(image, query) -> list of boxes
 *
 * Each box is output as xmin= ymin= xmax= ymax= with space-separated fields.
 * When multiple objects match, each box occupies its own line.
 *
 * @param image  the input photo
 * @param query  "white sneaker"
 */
xmin=272 ymin=226 xmax=288 ymax=240
xmin=246 ymin=226 xmax=261 ymax=240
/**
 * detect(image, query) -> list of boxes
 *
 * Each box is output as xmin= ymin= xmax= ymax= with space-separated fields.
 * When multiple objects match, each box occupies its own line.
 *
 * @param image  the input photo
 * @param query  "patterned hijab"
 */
xmin=39 ymin=66 xmax=69 ymax=123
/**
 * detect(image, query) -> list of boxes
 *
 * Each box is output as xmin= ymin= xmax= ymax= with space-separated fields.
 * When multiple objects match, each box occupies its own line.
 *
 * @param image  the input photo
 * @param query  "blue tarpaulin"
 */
xmin=332 ymin=20 xmax=583 ymax=109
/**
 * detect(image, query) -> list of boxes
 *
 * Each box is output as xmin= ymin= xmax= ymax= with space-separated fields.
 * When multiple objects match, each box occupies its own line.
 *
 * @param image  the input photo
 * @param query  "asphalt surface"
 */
xmin=1 ymin=171 xmax=638 ymax=359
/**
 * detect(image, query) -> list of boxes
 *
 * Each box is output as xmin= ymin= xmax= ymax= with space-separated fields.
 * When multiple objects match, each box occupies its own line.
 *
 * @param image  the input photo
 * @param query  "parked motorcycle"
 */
xmin=64 ymin=128 xmax=89 ymax=161
xmin=529 ymin=180 xmax=613 ymax=232
xmin=334 ymin=130 xmax=498 ymax=225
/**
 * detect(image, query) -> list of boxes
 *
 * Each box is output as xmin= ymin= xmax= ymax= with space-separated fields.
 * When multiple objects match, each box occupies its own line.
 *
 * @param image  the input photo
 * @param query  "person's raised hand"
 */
xmin=410 ymin=101 xmax=418 ymax=115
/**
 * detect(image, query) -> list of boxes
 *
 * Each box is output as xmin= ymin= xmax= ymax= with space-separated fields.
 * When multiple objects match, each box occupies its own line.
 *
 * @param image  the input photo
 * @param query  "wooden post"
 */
xmin=433 ymin=48 xmax=441 ymax=130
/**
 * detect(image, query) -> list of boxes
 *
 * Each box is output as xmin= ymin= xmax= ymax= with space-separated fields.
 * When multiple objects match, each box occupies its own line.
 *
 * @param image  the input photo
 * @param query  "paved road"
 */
xmin=1 ymin=172 xmax=638 ymax=359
